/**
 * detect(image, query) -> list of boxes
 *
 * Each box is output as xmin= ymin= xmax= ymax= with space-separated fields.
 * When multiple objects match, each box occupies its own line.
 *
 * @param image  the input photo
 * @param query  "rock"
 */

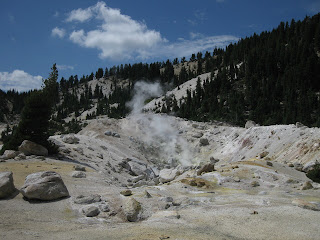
xmin=20 ymin=171 xmax=69 ymax=201
xmin=71 ymin=171 xmax=86 ymax=178
xmin=127 ymin=160 xmax=147 ymax=176
xmin=150 ymin=210 xmax=181 ymax=220
xmin=18 ymin=140 xmax=48 ymax=156
xmin=112 ymin=132 xmax=120 ymax=138
xmin=295 ymin=122 xmax=306 ymax=128
xmin=210 ymin=157 xmax=219 ymax=164
xmin=132 ymin=175 xmax=145 ymax=183
xmin=159 ymin=168 xmax=181 ymax=183
xmin=120 ymin=189 xmax=132 ymax=196
xmin=144 ymin=190 xmax=152 ymax=198
xmin=197 ymin=163 xmax=215 ymax=175
xmin=251 ymin=181 xmax=260 ymax=187
xmin=292 ymin=199 xmax=320 ymax=211
xmin=288 ymin=163 xmax=294 ymax=167
xmin=266 ymin=161 xmax=273 ymax=167
xmin=302 ymin=161 xmax=319 ymax=173
xmin=74 ymin=165 xmax=86 ymax=171
xmin=99 ymin=203 xmax=110 ymax=212
xmin=104 ymin=131 xmax=112 ymax=136
xmin=74 ymin=194 xmax=101 ymax=204
xmin=82 ymin=206 xmax=100 ymax=217
xmin=233 ymin=177 xmax=240 ymax=182
xmin=62 ymin=134 xmax=79 ymax=144
xmin=259 ymin=151 xmax=269 ymax=158
xmin=294 ymin=163 xmax=304 ymax=172
xmin=301 ymin=181 xmax=313 ymax=190
xmin=245 ymin=120 xmax=256 ymax=129
xmin=123 ymin=197 xmax=141 ymax=222
xmin=16 ymin=153 xmax=26 ymax=160
xmin=192 ymin=132 xmax=203 ymax=138
xmin=3 ymin=150 xmax=19 ymax=160
xmin=199 ymin=138 xmax=209 ymax=146
xmin=0 ymin=172 xmax=16 ymax=198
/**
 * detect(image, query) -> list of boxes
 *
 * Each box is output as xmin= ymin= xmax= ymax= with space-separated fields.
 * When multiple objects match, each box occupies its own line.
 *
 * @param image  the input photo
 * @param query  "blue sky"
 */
xmin=1 ymin=0 xmax=319 ymax=92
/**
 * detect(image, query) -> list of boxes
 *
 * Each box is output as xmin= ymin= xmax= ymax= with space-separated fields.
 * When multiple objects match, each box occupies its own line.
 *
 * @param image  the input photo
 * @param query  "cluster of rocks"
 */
xmin=104 ymin=130 xmax=120 ymax=138
xmin=0 ymin=170 xmax=69 ymax=201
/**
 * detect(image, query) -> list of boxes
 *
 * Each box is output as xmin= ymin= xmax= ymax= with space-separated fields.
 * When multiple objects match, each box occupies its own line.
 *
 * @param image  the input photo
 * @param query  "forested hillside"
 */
xmin=1 ymin=13 xmax=320 ymax=130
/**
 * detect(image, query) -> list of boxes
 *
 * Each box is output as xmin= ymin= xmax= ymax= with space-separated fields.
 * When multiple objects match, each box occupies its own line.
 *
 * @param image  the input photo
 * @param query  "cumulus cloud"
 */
xmin=63 ymin=2 xmax=238 ymax=61
xmin=0 ymin=70 xmax=43 ymax=92
xmin=67 ymin=1 xmax=166 ymax=60
xmin=51 ymin=27 xmax=66 ymax=38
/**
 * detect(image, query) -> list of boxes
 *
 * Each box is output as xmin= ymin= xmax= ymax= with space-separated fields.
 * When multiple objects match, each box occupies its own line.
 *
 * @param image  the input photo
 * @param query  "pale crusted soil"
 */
xmin=1 ymin=159 xmax=320 ymax=240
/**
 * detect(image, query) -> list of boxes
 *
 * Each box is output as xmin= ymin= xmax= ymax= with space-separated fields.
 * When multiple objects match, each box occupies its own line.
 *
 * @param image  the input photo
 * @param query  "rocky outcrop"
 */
xmin=0 ymin=172 xmax=16 ymax=198
xmin=18 ymin=140 xmax=48 ymax=156
xmin=20 ymin=171 xmax=69 ymax=201
xmin=159 ymin=168 xmax=181 ymax=183
xmin=62 ymin=134 xmax=79 ymax=144
xmin=123 ymin=197 xmax=141 ymax=222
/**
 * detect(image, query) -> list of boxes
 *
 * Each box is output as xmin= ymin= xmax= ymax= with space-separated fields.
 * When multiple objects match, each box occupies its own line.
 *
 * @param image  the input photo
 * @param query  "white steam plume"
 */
xmin=124 ymin=81 xmax=193 ymax=166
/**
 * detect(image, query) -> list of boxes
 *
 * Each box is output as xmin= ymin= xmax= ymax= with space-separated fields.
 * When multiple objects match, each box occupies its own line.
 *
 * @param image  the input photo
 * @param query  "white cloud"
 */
xmin=138 ymin=35 xmax=239 ymax=60
xmin=67 ymin=1 xmax=166 ymax=60
xmin=66 ymin=4 xmax=94 ymax=22
xmin=51 ymin=27 xmax=66 ymax=38
xmin=0 ymin=70 xmax=43 ymax=92
xmin=56 ymin=64 xmax=74 ymax=71
xmin=63 ymin=2 xmax=238 ymax=61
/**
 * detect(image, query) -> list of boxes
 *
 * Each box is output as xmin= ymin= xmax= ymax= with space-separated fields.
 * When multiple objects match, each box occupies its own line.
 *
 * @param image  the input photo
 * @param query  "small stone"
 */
xmin=144 ymin=190 xmax=152 ymax=198
xmin=250 ymin=210 xmax=258 ymax=215
xmin=99 ymin=204 xmax=110 ymax=212
xmin=251 ymin=181 xmax=260 ymax=187
xmin=74 ymin=165 xmax=86 ymax=171
xmin=120 ymin=189 xmax=132 ymax=196
xmin=288 ymin=163 xmax=294 ymax=167
xmin=165 ymin=196 xmax=173 ymax=202
xmin=233 ymin=177 xmax=240 ymax=182
xmin=266 ymin=161 xmax=273 ymax=167
xmin=82 ymin=206 xmax=100 ymax=217
xmin=74 ymin=194 xmax=101 ymax=204
xmin=104 ymin=131 xmax=112 ymax=136
xmin=71 ymin=171 xmax=86 ymax=178
xmin=199 ymin=138 xmax=209 ymax=146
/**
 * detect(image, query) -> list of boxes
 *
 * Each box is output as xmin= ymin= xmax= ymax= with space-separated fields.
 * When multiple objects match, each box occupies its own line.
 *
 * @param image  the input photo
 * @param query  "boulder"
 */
xmin=123 ymin=197 xmax=141 ymax=222
xmin=3 ymin=150 xmax=19 ymax=160
xmin=128 ymin=160 xmax=147 ymax=176
xmin=199 ymin=138 xmax=209 ymax=146
xmin=18 ymin=140 xmax=48 ymax=156
xmin=104 ymin=131 xmax=112 ymax=136
xmin=62 ymin=134 xmax=79 ymax=144
xmin=159 ymin=168 xmax=181 ymax=183
xmin=301 ymin=181 xmax=313 ymax=190
xmin=20 ymin=171 xmax=69 ymax=201
xmin=245 ymin=120 xmax=256 ymax=129
xmin=74 ymin=194 xmax=101 ymax=204
xmin=192 ymin=132 xmax=203 ymax=138
xmin=0 ymin=172 xmax=16 ymax=198
xmin=82 ymin=206 xmax=100 ymax=217
xmin=197 ymin=163 xmax=215 ymax=176
xmin=74 ymin=165 xmax=86 ymax=171
xmin=71 ymin=171 xmax=86 ymax=178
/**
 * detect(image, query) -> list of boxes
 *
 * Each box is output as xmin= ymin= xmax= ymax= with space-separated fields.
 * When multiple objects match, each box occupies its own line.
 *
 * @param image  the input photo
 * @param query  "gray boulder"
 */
xmin=192 ymin=132 xmax=203 ymax=138
xmin=123 ymin=197 xmax=141 ymax=222
xmin=74 ymin=165 xmax=86 ymax=171
xmin=74 ymin=194 xmax=101 ymax=204
xmin=20 ymin=171 xmax=69 ymax=200
xmin=82 ymin=206 xmax=100 ymax=217
xmin=0 ymin=172 xmax=16 ymax=198
xmin=62 ymin=134 xmax=79 ymax=144
xmin=199 ymin=138 xmax=209 ymax=146
xmin=71 ymin=171 xmax=86 ymax=178
xmin=3 ymin=150 xmax=19 ymax=160
xmin=128 ymin=160 xmax=147 ymax=176
xmin=104 ymin=131 xmax=112 ymax=136
xmin=245 ymin=120 xmax=256 ymax=129
xmin=18 ymin=140 xmax=48 ymax=156
xmin=159 ymin=168 xmax=181 ymax=183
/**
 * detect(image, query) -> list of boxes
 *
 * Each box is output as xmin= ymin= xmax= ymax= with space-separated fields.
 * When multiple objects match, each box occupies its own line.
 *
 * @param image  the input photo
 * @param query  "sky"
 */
xmin=0 ymin=0 xmax=319 ymax=92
